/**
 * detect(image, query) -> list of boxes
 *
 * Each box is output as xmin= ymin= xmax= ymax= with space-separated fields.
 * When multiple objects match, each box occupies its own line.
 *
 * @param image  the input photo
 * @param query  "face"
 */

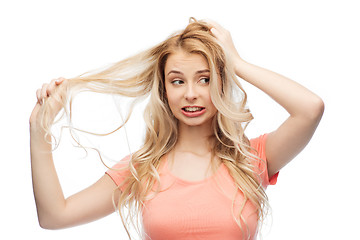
xmin=164 ymin=50 xmax=217 ymax=128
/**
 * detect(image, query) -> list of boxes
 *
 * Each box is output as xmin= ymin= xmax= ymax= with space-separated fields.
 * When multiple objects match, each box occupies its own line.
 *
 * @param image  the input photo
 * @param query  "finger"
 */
xmin=208 ymin=27 xmax=224 ymax=47
xmin=203 ymin=19 xmax=217 ymax=27
xmin=204 ymin=19 xmax=223 ymax=31
xmin=41 ymin=83 xmax=49 ymax=99
xmin=46 ymin=79 xmax=58 ymax=96
xmin=36 ymin=89 xmax=43 ymax=105
xmin=57 ymin=78 xmax=69 ymax=96
xmin=210 ymin=27 xmax=220 ymax=36
xmin=55 ymin=77 xmax=65 ymax=85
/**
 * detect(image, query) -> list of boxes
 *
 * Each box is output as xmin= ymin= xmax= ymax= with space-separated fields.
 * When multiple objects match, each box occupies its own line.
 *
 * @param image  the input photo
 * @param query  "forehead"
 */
xmin=164 ymin=51 xmax=209 ymax=74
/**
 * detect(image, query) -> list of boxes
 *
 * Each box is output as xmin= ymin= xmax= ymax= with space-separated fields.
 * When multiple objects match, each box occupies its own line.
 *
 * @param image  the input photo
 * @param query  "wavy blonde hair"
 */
xmin=40 ymin=18 xmax=268 ymax=239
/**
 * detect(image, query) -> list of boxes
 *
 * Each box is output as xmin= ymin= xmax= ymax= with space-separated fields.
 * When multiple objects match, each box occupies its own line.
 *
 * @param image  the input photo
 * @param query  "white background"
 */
xmin=1 ymin=0 xmax=359 ymax=239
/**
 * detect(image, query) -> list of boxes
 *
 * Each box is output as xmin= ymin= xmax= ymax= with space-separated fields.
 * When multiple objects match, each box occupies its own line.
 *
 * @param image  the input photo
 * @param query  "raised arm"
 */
xmin=208 ymin=21 xmax=324 ymax=178
xmin=29 ymin=78 xmax=120 ymax=229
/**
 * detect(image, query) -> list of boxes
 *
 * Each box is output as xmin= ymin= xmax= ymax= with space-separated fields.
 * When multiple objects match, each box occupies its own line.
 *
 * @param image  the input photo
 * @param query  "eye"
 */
xmin=171 ymin=79 xmax=184 ymax=85
xmin=199 ymin=77 xmax=210 ymax=84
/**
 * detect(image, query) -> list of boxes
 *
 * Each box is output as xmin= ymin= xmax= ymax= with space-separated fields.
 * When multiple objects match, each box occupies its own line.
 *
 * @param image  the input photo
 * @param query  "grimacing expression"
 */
xmin=164 ymin=50 xmax=218 ymax=128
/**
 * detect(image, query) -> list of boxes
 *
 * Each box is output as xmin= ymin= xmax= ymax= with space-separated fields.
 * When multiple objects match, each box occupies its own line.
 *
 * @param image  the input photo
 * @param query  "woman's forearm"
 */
xmin=234 ymin=58 xmax=324 ymax=120
xmin=30 ymin=78 xmax=119 ymax=229
xmin=30 ymin=124 xmax=66 ymax=228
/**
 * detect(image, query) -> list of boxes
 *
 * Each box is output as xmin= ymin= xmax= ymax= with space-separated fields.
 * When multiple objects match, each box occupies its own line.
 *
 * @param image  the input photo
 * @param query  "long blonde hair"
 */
xmin=41 ymin=18 xmax=268 ymax=239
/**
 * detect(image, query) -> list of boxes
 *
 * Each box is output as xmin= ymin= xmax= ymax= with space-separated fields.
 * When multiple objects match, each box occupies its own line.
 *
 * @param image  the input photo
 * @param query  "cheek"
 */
xmin=205 ymin=91 xmax=214 ymax=106
xmin=207 ymin=94 xmax=217 ymax=112
xmin=165 ymin=86 xmax=181 ymax=102
xmin=165 ymin=91 xmax=177 ymax=110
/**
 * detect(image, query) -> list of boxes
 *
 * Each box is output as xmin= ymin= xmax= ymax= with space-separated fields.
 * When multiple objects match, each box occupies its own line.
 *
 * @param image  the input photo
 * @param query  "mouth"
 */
xmin=182 ymin=106 xmax=205 ymax=112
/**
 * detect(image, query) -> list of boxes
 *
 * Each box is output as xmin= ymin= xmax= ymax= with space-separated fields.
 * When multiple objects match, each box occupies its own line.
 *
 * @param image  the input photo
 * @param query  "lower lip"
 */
xmin=181 ymin=108 xmax=206 ymax=117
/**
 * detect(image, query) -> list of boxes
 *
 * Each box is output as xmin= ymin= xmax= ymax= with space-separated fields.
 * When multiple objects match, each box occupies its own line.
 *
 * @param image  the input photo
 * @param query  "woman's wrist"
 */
xmin=30 ymin=121 xmax=52 ymax=144
xmin=232 ymin=57 xmax=248 ymax=78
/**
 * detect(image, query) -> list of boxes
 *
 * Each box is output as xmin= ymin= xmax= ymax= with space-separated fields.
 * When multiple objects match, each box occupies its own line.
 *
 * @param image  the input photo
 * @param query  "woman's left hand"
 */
xmin=205 ymin=20 xmax=243 ymax=66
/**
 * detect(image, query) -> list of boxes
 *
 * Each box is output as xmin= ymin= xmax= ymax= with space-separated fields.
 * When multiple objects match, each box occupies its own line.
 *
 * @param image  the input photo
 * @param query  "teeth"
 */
xmin=184 ymin=107 xmax=203 ymax=112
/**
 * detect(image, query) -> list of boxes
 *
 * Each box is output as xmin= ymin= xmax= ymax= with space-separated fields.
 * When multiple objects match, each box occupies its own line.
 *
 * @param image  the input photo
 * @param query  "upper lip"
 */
xmin=182 ymin=105 xmax=205 ymax=109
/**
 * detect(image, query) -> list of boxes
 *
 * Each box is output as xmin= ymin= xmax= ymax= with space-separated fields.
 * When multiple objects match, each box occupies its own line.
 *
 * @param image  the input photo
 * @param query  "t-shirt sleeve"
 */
xmin=105 ymin=155 xmax=132 ymax=192
xmin=250 ymin=134 xmax=279 ymax=188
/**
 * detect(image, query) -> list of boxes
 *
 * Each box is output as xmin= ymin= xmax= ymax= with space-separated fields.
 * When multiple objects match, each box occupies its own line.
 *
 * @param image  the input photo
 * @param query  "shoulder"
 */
xmin=249 ymin=134 xmax=268 ymax=159
xmin=249 ymin=134 xmax=278 ymax=187
xmin=105 ymin=155 xmax=132 ymax=187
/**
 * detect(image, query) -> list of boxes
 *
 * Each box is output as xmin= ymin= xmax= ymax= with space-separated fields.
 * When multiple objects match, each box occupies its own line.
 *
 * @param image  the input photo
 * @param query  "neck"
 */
xmin=175 ymin=121 xmax=215 ymax=155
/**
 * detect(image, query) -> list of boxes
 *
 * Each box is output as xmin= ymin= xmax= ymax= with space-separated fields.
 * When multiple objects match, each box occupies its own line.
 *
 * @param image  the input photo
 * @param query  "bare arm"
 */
xmin=208 ymin=21 xmax=324 ymax=178
xmin=30 ymin=78 xmax=120 ymax=229
xmin=233 ymin=60 xmax=324 ymax=177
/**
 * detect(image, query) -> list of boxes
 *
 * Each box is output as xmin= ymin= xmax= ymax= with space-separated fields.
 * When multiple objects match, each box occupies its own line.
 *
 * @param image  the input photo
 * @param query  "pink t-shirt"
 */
xmin=106 ymin=134 xmax=278 ymax=239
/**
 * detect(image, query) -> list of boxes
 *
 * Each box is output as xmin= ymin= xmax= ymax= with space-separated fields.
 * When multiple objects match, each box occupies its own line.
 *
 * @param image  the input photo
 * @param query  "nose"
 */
xmin=184 ymin=83 xmax=198 ymax=101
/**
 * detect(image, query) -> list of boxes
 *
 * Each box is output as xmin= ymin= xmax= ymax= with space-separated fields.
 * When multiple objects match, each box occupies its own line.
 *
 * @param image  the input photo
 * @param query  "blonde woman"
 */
xmin=30 ymin=19 xmax=324 ymax=239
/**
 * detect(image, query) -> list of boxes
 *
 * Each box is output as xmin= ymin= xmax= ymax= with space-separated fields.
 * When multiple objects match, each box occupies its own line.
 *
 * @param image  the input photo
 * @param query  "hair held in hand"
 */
xmin=39 ymin=18 xmax=268 ymax=239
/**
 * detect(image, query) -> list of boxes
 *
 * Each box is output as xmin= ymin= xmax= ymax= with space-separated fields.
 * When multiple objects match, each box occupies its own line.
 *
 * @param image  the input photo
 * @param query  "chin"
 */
xmin=179 ymin=118 xmax=213 ymax=128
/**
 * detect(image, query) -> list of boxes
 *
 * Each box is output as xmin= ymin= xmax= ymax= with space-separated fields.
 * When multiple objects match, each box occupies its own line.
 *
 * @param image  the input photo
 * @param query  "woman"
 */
xmin=30 ymin=18 xmax=324 ymax=239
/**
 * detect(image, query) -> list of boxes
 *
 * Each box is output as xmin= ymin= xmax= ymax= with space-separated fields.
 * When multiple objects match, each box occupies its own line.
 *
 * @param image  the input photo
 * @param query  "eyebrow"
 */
xmin=167 ymin=69 xmax=210 ymax=76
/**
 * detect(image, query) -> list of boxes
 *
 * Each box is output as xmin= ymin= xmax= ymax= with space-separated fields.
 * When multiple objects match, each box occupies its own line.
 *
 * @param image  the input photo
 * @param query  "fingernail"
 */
xmin=55 ymin=78 xmax=63 ymax=84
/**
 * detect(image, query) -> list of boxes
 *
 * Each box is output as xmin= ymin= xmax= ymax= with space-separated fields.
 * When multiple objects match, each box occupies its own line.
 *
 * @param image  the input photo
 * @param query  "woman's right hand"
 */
xmin=29 ymin=77 xmax=119 ymax=229
xmin=30 ymin=77 xmax=68 ymax=129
